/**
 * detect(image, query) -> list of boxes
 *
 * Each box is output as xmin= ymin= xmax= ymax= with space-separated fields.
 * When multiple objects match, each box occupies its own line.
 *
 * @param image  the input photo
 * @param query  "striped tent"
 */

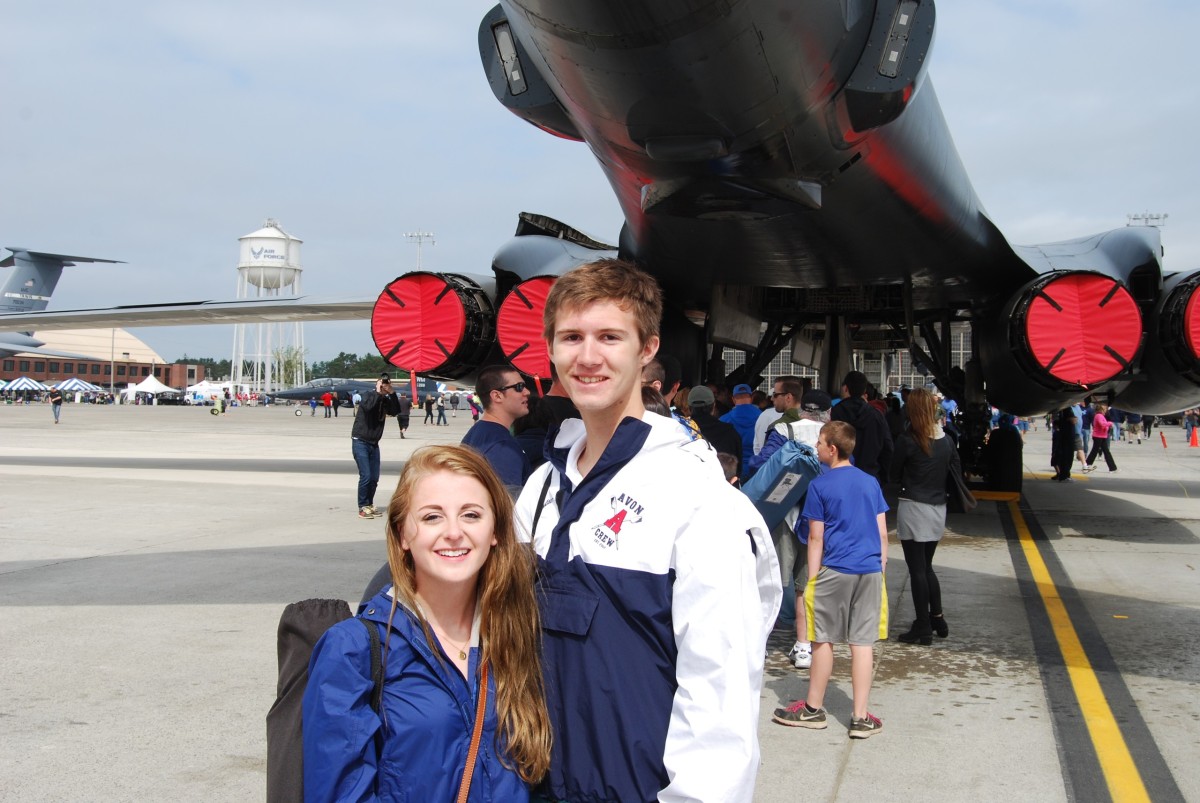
xmin=4 ymin=376 xmax=48 ymax=392
xmin=52 ymin=377 xmax=103 ymax=392
xmin=0 ymin=379 xmax=6 ymax=389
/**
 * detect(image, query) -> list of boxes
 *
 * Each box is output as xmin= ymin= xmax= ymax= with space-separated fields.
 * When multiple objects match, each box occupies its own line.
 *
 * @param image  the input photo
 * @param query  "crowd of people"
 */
xmin=294 ymin=256 xmax=1199 ymax=801
xmin=1047 ymin=401 xmax=1197 ymax=481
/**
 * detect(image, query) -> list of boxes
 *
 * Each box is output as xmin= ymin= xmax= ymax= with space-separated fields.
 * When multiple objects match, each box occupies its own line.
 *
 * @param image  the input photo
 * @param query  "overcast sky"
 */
xmin=3 ymin=1 xmax=1197 ymax=363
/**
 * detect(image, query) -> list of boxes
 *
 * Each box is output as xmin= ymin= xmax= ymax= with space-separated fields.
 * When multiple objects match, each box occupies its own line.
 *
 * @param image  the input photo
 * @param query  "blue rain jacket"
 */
xmin=302 ymin=590 xmax=529 ymax=802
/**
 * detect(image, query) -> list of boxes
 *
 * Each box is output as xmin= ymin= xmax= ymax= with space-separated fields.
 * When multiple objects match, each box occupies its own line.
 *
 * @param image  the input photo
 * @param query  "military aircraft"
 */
xmin=270 ymin=376 xmax=443 ymax=406
xmin=3 ymin=2 xmax=1199 ymax=471
xmin=0 ymin=249 xmax=126 ymax=359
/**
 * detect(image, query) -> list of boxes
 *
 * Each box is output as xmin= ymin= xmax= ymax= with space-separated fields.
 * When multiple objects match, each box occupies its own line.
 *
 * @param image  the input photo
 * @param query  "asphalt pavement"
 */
xmin=1 ymin=402 xmax=1197 ymax=801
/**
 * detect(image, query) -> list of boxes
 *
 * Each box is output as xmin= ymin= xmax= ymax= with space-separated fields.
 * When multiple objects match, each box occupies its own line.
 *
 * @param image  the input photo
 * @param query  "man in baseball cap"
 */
xmin=801 ymin=388 xmax=832 ymax=413
xmin=721 ymin=383 xmax=761 ymax=470
xmin=688 ymin=385 xmax=744 ymax=476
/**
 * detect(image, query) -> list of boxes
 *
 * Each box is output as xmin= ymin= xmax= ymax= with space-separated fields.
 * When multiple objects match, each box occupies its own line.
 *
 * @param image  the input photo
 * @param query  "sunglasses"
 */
xmin=497 ymin=381 xmax=527 ymax=393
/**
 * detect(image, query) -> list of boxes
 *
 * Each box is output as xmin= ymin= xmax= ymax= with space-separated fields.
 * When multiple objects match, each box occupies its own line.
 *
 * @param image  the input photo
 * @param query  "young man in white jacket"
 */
xmin=514 ymin=259 xmax=781 ymax=803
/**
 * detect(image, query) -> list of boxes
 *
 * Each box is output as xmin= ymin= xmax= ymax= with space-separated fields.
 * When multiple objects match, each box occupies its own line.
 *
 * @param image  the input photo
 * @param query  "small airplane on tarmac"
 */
xmin=270 ymin=376 xmax=443 ymax=406
xmin=269 ymin=378 xmax=376 ymax=407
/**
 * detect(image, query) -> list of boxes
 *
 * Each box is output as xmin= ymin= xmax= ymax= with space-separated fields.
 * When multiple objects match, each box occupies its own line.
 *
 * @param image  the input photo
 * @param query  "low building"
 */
xmin=0 ymin=328 xmax=204 ymax=390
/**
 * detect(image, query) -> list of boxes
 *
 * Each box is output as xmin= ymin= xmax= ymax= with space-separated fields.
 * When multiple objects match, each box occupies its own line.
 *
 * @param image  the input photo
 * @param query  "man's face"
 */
xmin=772 ymin=382 xmax=793 ymax=413
xmin=492 ymin=371 xmax=530 ymax=420
xmin=550 ymin=300 xmax=658 ymax=420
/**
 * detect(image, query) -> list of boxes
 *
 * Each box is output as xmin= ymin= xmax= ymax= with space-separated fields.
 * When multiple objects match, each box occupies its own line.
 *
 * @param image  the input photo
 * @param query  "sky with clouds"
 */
xmin=3 ymin=1 xmax=1197 ymax=364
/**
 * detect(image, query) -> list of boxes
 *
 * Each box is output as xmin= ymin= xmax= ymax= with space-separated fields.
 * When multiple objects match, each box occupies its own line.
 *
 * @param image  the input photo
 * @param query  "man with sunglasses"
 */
xmin=460 ymin=364 xmax=532 ymax=489
xmin=753 ymin=375 xmax=804 ymax=455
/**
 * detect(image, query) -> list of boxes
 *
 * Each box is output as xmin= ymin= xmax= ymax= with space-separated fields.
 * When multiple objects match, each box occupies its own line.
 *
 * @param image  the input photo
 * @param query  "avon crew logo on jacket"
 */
xmin=592 ymin=492 xmax=644 ymax=549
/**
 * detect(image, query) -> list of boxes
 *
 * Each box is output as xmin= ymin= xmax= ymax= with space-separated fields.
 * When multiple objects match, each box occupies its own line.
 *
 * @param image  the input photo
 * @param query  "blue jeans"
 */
xmin=52 ymin=403 xmax=62 ymax=423
xmin=352 ymin=438 xmax=380 ymax=509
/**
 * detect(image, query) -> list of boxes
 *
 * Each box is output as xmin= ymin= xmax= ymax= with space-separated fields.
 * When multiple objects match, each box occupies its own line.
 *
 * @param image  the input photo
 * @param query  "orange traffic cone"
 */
xmin=1161 ymin=431 xmax=1168 ymax=449
xmin=1191 ymin=427 xmax=1199 ymax=448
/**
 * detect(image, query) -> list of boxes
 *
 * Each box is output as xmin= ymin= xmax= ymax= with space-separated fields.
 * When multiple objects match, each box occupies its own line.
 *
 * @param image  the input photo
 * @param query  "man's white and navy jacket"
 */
xmin=515 ymin=412 xmax=782 ymax=803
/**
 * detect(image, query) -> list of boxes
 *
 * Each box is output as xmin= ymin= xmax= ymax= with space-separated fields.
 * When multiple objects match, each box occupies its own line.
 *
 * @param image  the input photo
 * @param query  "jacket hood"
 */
xmin=836 ymin=397 xmax=873 ymax=424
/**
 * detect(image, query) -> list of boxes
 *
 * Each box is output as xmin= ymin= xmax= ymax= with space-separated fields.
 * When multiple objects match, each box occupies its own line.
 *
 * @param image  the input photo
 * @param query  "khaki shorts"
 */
xmin=803 ymin=567 xmax=887 ymax=645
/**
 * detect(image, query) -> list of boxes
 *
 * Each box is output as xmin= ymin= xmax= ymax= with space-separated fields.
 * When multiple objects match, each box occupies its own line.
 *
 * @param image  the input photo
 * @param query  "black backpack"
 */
xmin=266 ymin=599 xmax=382 ymax=803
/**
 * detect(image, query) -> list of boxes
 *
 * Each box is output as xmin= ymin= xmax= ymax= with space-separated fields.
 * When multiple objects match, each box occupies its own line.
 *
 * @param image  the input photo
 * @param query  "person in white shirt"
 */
xmin=515 ymin=258 xmax=780 ymax=803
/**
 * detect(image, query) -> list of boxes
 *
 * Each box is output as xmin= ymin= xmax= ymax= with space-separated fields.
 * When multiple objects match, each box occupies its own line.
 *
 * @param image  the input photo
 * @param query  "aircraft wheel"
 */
xmin=294 ymin=408 xmax=303 ymax=417
xmin=210 ymin=408 xmax=219 ymax=416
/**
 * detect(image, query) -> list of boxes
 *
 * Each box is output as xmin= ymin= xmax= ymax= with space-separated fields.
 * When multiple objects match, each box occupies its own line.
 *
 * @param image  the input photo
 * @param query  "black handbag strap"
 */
xmin=530 ymin=469 xmax=555 ymax=539
xmin=359 ymin=618 xmax=383 ymax=713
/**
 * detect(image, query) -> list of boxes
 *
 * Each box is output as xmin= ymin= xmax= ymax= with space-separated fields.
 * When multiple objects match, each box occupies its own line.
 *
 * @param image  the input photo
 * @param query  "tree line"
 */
xmin=174 ymin=351 xmax=405 ymax=385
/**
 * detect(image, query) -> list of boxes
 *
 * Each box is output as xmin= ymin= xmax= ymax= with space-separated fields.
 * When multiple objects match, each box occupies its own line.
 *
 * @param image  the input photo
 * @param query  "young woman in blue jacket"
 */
xmin=303 ymin=446 xmax=552 ymax=801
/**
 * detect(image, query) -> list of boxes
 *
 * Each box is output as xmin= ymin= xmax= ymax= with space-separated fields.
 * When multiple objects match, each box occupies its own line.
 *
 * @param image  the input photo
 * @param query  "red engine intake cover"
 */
xmin=1186 ymin=283 xmax=1200 ymax=360
xmin=371 ymin=273 xmax=466 ymax=372
xmin=1023 ymin=273 xmax=1142 ymax=386
xmin=496 ymin=276 xmax=556 ymax=379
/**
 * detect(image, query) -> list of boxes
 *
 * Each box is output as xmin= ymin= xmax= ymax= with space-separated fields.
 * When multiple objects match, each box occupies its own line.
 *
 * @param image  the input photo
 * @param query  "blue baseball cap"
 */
xmin=732 ymin=383 xmax=753 ymax=396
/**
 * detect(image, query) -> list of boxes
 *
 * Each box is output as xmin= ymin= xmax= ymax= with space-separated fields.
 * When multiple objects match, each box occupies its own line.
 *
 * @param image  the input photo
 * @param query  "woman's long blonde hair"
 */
xmin=906 ymin=388 xmax=939 ymax=455
xmin=383 ymin=446 xmax=551 ymax=783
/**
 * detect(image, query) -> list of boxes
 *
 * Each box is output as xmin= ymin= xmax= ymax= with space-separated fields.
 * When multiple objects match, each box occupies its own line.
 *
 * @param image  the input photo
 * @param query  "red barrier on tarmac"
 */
xmin=1161 ymin=431 xmax=1168 ymax=449
xmin=1191 ymin=427 xmax=1199 ymax=448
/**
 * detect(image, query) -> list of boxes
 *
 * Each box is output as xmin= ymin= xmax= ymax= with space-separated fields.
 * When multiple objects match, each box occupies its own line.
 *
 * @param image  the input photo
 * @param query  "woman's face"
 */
xmin=401 ymin=470 xmax=497 ymax=593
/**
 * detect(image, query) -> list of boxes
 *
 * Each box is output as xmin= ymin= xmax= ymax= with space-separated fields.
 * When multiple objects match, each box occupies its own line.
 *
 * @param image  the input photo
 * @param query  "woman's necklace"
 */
xmin=433 ymin=626 xmax=469 ymax=660
xmin=415 ymin=596 xmax=473 ymax=661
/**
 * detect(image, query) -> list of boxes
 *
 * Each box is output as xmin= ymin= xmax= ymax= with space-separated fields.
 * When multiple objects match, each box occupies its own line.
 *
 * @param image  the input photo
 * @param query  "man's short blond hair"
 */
xmin=543 ymin=258 xmax=662 ymax=346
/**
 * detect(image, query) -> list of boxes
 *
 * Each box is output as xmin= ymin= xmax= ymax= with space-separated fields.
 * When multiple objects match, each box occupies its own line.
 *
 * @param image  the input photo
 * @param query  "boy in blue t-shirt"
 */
xmin=773 ymin=420 xmax=889 ymax=738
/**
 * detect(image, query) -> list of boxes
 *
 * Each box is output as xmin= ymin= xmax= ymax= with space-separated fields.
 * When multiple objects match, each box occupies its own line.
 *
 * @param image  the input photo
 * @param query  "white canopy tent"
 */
xmin=185 ymin=380 xmax=231 ymax=395
xmin=121 ymin=375 xmax=178 ymax=399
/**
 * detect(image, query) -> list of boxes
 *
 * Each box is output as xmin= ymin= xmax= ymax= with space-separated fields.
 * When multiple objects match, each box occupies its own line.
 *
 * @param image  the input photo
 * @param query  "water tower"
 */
xmin=230 ymin=219 xmax=305 ymax=392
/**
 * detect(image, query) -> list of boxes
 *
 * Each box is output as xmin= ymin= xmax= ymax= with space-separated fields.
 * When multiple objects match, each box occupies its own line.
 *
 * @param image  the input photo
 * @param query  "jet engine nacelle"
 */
xmin=371 ymin=219 xmax=618 ymax=383
xmin=372 ymin=272 xmax=499 ymax=380
xmin=978 ymin=271 xmax=1144 ymax=414
xmin=1110 ymin=270 xmax=1200 ymax=414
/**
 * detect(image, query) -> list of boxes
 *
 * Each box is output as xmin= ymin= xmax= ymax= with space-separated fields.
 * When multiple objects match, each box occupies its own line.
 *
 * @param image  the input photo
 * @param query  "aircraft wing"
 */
xmin=0 ymin=295 xmax=374 ymax=333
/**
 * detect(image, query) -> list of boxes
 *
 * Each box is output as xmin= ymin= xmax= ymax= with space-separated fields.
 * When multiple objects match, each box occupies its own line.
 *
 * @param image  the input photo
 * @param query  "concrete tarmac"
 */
xmin=1 ymin=403 xmax=1198 ymax=801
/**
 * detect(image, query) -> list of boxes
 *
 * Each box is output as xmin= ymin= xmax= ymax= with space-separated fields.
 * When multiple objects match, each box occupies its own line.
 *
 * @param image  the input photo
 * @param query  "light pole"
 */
xmin=404 ymin=231 xmax=435 ymax=270
xmin=121 ymin=352 xmax=129 ymax=402
xmin=109 ymin=329 xmax=115 ymax=401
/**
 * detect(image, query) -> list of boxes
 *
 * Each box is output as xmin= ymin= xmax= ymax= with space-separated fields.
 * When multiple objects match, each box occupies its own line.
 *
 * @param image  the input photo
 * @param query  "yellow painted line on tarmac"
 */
xmin=1007 ymin=500 xmax=1150 ymax=803
xmin=974 ymin=490 xmax=1020 ymax=502
xmin=1025 ymin=471 xmax=1090 ymax=482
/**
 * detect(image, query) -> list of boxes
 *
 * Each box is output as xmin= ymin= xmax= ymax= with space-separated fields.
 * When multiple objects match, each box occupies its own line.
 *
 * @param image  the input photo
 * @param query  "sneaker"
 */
xmin=772 ymin=700 xmax=827 ymax=728
xmin=368 ymin=505 xmax=386 ymax=517
xmin=358 ymin=506 xmax=377 ymax=519
xmin=787 ymin=643 xmax=812 ymax=669
xmin=849 ymin=713 xmax=884 ymax=739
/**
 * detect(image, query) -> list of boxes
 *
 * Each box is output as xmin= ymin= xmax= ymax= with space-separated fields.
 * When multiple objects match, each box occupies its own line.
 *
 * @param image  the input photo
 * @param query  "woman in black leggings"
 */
xmin=891 ymin=389 xmax=959 ymax=644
